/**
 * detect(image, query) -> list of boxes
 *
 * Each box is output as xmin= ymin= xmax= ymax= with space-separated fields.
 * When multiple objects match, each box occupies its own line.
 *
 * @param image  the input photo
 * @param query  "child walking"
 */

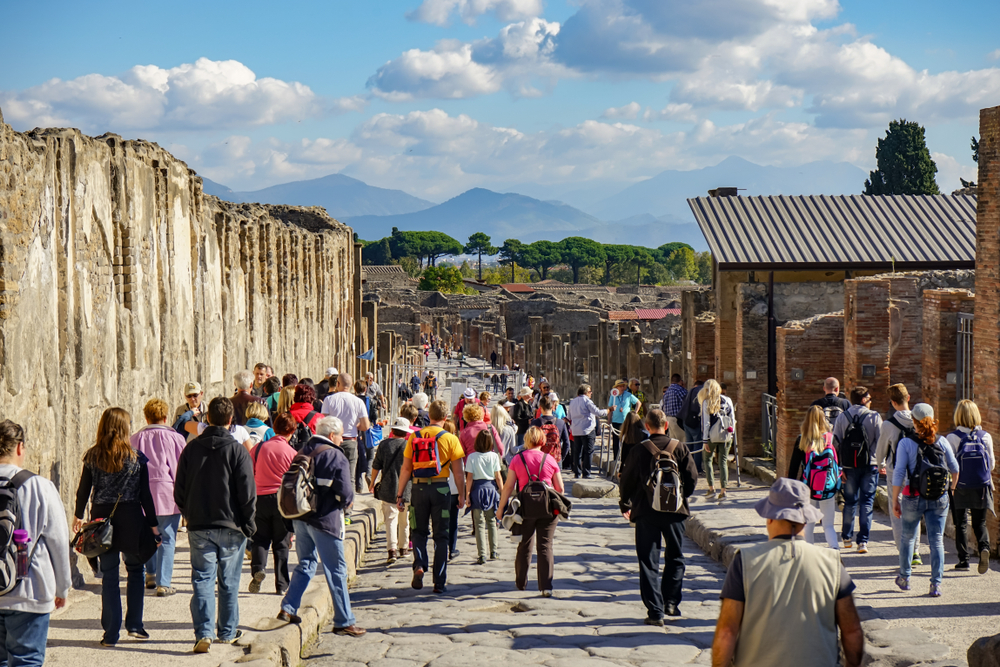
xmin=466 ymin=430 xmax=504 ymax=564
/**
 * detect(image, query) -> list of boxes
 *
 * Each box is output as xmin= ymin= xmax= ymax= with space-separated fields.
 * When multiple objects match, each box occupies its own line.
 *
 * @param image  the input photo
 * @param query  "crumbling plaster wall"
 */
xmin=0 ymin=114 xmax=356 ymax=503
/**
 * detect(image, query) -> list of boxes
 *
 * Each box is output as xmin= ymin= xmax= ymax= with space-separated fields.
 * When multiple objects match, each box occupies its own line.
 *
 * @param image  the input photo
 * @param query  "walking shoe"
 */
xmin=717 ymin=490 xmax=727 ymax=500
xmin=643 ymin=616 xmax=664 ymax=627
xmin=704 ymin=488 xmax=716 ymax=498
xmin=387 ymin=550 xmax=397 ymax=564
xmin=412 ymin=567 xmax=425 ymax=590
xmin=490 ymin=551 xmax=499 ymax=560
xmin=398 ymin=548 xmax=407 ymax=557
xmin=277 ymin=610 xmax=302 ymax=624
xmin=100 ymin=639 xmax=117 ymax=648
xmin=857 ymin=543 xmax=868 ymax=554
xmin=145 ymin=574 xmax=156 ymax=590
xmin=333 ymin=625 xmax=367 ymax=637
xmin=979 ymin=548 xmax=991 ymax=574
xmin=476 ymin=556 xmax=486 ymax=565
xmin=843 ymin=540 xmax=852 ymax=550
xmin=665 ymin=603 xmax=680 ymax=617
xmin=155 ymin=586 xmax=177 ymax=597
xmin=955 ymin=561 xmax=970 ymax=571
xmin=929 ymin=583 xmax=942 ymax=597
xmin=127 ymin=628 xmax=150 ymax=640
xmin=248 ymin=570 xmax=266 ymax=594
xmin=215 ymin=630 xmax=243 ymax=644
xmin=193 ymin=638 xmax=212 ymax=653
xmin=912 ymin=553 xmax=922 ymax=566
xmin=433 ymin=585 xmax=447 ymax=594
xmin=894 ymin=575 xmax=910 ymax=591
xmin=541 ymin=590 xmax=552 ymax=597
xmin=449 ymin=549 xmax=460 ymax=560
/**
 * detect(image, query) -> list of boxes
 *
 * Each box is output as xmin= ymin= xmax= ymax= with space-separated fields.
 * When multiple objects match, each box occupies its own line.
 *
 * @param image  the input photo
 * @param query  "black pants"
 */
xmin=635 ymin=516 xmax=686 ymax=620
xmin=612 ymin=428 xmax=622 ymax=462
xmin=250 ymin=494 xmax=292 ymax=592
xmin=516 ymin=517 xmax=557 ymax=591
xmin=99 ymin=550 xmax=145 ymax=643
xmin=572 ymin=432 xmax=596 ymax=478
xmin=952 ymin=504 xmax=990 ymax=563
xmin=411 ymin=482 xmax=451 ymax=587
xmin=449 ymin=493 xmax=460 ymax=555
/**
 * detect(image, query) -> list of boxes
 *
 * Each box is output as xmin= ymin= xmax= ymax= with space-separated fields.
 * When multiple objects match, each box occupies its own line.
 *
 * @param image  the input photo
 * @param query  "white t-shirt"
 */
xmin=321 ymin=392 xmax=369 ymax=438
xmin=196 ymin=422 xmax=251 ymax=445
xmin=467 ymin=451 xmax=502 ymax=481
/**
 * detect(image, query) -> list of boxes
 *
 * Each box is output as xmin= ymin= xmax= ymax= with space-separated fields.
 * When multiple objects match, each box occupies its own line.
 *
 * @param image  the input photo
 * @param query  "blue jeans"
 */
xmin=0 ymin=610 xmax=49 ymax=666
xmin=188 ymin=528 xmax=246 ymax=641
xmin=145 ymin=514 xmax=181 ymax=588
xmin=684 ymin=425 xmax=702 ymax=473
xmin=899 ymin=495 xmax=949 ymax=585
xmin=99 ymin=550 xmax=145 ymax=643
xmin=841 ymin=465 xmax=877 ymax=544
xmin=281 ymin=522 xmax=356 ymax=628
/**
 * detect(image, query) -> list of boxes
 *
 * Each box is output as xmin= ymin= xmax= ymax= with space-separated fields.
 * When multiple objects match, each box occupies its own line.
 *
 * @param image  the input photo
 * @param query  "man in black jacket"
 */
xmin=619 ymin=408 xmax=698 ymax=626
xmin=512 ymin=387 xmax=534 ymax=448
xmin=174 ymin=397 xmax=256 ymax=654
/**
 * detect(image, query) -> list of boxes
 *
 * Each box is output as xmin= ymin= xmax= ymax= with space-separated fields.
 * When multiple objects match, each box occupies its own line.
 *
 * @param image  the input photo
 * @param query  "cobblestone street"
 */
xmin=304 ymin=493 xmax=724 ymax=666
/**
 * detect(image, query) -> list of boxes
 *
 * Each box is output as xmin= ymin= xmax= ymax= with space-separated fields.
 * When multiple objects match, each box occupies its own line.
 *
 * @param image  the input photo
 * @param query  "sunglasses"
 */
xmin=186 ymin=394 xmax=200 ymax=399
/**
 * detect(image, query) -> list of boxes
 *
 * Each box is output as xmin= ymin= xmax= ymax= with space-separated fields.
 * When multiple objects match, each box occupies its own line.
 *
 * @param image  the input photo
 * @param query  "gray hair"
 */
xmin=316 ymin=416 xmax=343 ymax=438
xmin=577 ymin=383 xmax=592 ymax=396
xmin=234 ymin=370 xmax=254 ymax=390
xmin=412 ymin=392 xmax=429 ymax=410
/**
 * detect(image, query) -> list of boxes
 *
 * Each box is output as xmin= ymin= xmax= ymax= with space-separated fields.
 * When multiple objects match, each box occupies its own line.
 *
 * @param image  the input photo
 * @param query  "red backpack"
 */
xmin=539 ymin=421 xmax=561 ymax=461
xmin=410 ymin=430 xmax=445 ymax=478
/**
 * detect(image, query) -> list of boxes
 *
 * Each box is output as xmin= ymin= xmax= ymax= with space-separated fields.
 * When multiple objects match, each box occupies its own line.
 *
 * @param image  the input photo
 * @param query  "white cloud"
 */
xmin=407 ymin=0 xmax=544 ymax=25
xmin=932 ymin=152 xmax=978 ymax=193
xmin=367 ymin=18 xmax=566 ymax=100
xmin=642 ymin=103 xmax=698 ymax=123
xmin=0 ymin=58 xmax=366 ymax=132
xmin=990 ymin=49 xmax=1000 ymax=61
xmin=601 ymin=102 xmax=641 ymax=120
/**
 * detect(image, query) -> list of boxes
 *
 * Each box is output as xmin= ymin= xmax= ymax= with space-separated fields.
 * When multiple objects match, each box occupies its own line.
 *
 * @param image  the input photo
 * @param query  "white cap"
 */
xmin=326 ymin=367 xmax=339 ymax=376
xmin=549 ymin=392 xmax=559 ymax=403
xmin=391 ymin=417 xmax=412 ymax=433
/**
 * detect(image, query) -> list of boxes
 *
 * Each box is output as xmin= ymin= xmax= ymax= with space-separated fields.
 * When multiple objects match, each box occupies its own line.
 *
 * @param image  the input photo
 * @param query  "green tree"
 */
xmin=601 ymin=245 xmax=635 ymax=285
xmin=864 ymin=119 xmax=940 ymax=195
xmin=418 ymin=266 xmax=469 ymax=293
xmin=559 ymin=237 xmax=605 ymax=284
xmin=458 ymin=260 xmax=476 ymax=279
xmin=361 ymin=237 xmax=392 ymax=265
xmin=526 ymin=240 xmax=563 ymax=280
xmin=666 ymin=247 xmax=697 ymax=281
xmin=656 ymin=242 xmax=694 ymax=263
xmin=696 ymin=251 xmax=713 ymax=284
xmin=415 ymin=231 xmax=463 ymax=266
xmin=632 ymin=247 xmax=655 ymax=285
xmin=972 ymin=136 xmax=980 ymax=163
xmin=464 ymin=232 xmax=498 ymax=281
xmin=498 ymin=239 xmax=526 ymax=283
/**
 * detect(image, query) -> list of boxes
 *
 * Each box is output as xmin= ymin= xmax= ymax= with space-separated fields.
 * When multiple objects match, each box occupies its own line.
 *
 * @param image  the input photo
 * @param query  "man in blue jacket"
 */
xmin=276 ymin=416 xmax=366 ymax=637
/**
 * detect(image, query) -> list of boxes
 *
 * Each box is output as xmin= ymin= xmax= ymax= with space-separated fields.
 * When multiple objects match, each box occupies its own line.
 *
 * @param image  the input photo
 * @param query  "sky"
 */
xmin=1 ymin=0 xmax=997 ymax=202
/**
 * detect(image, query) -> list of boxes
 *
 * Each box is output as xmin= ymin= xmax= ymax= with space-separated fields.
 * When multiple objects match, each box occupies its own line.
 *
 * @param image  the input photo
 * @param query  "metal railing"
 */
xmin=761 ymin=392 xmax=777 ymax=460
xmin=957 ymin=312 xmax=974 ymax=402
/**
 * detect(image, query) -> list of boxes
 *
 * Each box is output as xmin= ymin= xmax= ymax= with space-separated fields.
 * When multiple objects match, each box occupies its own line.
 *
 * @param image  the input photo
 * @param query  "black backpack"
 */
xmin=0 ymin=470 xmax=35 ymax=595
xmin=839 ymin=412 xmax=871 ymax=468
xmin=642 ymin=439 xmax=683 ymax=513
xmin=288 ymin=411 xmax=318 ymax=451
xmin=886 ymin=416 xmax=918 ymax=468
xmin=823 ymin=404 xmax=844 ymax=426
xmin=516 ymin=452 xmax=554 ymax=521
xmin=909 ymin=438 xmax=950 ymax=500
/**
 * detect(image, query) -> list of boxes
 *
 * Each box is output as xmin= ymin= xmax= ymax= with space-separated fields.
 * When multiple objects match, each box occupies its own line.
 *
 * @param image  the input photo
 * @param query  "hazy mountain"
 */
xmin=518 ymin=213 xmax=708 ymax=251
xmin=587 ymin=156 xmax=869 ymax=220
xmin=198 ymin=173 xmax=435 ymax=219
xmin=345 ymin=188 xmax=604 ymax=242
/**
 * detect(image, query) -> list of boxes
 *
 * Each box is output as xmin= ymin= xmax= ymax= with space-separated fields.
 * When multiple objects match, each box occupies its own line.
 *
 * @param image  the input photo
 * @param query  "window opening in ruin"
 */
xmin=956 ymin=312 xmax=974 ymax=402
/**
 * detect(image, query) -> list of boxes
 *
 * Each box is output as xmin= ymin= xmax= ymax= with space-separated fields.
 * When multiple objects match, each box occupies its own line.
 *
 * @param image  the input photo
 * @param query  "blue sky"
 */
xmin=2 ymin=0 xmax=997 ymax=201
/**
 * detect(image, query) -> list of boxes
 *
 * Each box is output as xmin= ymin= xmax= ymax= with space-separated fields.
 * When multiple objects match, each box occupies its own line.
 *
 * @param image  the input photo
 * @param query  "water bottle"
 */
xmin=12 ymin=530 xmax=30 ymax=578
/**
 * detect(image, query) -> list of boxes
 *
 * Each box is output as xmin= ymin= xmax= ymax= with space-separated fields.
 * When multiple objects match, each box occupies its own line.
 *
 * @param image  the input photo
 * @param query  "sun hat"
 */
xmin=753 ymin=478 xmax=824 ymax=524
xmin=911 ymin=403 xmax=934 ymax=421
xmin=183 ymin=382 xmax=202 ymax=395
xmin=390 ymin=417 xmax=411 ymax=434
xmin=503 ymin=401 xmax=515 ymax=407
xmin=518 ymin=387 xmax=533 ymax=398
xmin=462 ymin=387 xmax=476 ymax=399
xmin=614 ymin=379 xmax=627 ymax=388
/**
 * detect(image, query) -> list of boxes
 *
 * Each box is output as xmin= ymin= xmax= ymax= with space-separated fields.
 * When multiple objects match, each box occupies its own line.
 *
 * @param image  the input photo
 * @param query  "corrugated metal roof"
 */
xmin=608 ymin=309 xmax=680 ymax=321
xmin=501 ymin=283 xmax=535 ymax=293
xmin=687 ymin=194 xmax=977 ymax=270
xmin=362 ymin=265 xmax=407 ymax=275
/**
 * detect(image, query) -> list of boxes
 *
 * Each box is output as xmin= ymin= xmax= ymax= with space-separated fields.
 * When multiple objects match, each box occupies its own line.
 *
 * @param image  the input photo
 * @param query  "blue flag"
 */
xmin=357 ymin=348 xmax=374 ymax=361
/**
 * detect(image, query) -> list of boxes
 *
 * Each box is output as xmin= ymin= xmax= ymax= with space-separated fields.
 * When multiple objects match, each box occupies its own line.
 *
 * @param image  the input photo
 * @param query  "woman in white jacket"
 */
xmin=699 ymin=380 xmax=736 ymax=500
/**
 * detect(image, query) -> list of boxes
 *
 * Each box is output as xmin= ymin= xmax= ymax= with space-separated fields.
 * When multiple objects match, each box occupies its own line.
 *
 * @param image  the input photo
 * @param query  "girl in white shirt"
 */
xmin=465 ymin=430 xmax=504 ymax=564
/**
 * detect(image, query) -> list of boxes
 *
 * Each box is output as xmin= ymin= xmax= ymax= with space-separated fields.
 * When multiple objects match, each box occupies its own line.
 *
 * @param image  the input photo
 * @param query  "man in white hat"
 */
xmin=173 ymin=381 xmax=205 ymax=439
xmin=453 ymin=387 xmax=480 ymax=432
xmin=369 ymin=417 xmax=415 ymax=564
xmin=712 ymin=478 xmax=864 ymax=667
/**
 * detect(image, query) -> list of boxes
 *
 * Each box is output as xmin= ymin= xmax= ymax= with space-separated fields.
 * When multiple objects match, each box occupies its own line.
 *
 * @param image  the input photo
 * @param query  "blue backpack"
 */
xmin=802 ymin=439 xmax=842 ymax=501
xmin=954 ymin=429 xmax=991 ymax=488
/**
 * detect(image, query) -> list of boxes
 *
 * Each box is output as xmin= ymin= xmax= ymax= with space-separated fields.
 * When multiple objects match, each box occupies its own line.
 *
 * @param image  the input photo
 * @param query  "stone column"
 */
xmin=353 ymin=242 xmax=363 ymax=378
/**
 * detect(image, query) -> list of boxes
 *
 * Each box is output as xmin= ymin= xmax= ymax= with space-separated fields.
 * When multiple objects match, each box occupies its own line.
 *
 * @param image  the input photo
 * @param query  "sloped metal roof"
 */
xmin=501 ymin=283 xmax=535 ymax=293
xmin=608 ymin=309 xmax=680 ymax=321
xmin=362 ymin=265 xmax=407 ymax=275
xmin=687 ymin=194 xmax=977 ymax=270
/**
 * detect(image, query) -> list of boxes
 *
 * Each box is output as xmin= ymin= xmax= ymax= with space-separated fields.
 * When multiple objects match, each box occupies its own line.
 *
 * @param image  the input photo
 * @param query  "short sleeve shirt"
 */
xmin=320 ymin=392 xmax=369 ymax=438
xmin=509 ymin=448 xmax=561 ymax=489
xmin=720 ymin=538 xmax=856 ymax=602
xmin=609 ymin=392 xmax=640 ymax=424
xmin=467 ymin=451 xmax=502 ymax=481
xmin=403 ymin=426 xmax=465 ymax=481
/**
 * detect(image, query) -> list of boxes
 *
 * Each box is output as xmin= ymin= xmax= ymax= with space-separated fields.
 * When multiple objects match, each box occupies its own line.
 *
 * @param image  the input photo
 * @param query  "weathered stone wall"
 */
xmin=0 ymin=114 xmax=357 ymax=503
xmin=922 ymin=289 xmax=975 ymax=432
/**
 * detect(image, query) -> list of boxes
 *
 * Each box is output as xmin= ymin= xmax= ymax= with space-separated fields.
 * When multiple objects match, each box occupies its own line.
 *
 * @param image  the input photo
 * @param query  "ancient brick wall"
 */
xmin=922 ymin=289 xmax=975 ymax=431
xmin=844 ymin=278 xmax=891 ymax=400
xmin=736 ymin=284 xmax=768 ymax=456
xmin=0 ymin=116 xmax=357 ymax=503
xmin=776 ymin=313 xmax=844 ymax=478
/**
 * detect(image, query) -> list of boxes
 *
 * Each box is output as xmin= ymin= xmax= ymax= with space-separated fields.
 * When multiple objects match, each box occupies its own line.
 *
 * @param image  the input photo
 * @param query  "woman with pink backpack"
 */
xmin=787 ymin=406 xmax=841 ymax=548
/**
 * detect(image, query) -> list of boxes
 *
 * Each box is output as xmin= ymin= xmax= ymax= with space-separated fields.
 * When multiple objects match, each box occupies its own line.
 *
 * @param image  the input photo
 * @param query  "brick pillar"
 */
xmin=776 ymin=313 xmax=845 ymax=478
xmin=973 ymin=105 xmax=1000 ymax=550
xmin=844 ymin=278 xmax=891 ymax=399
xmin=737 ymin=284 xmax=768 ymax=457
xmin=695 ymin=315 xmax=717 ymax=384
xmin=716 ymin=271 xmax=741 ymax=385
xmin=887 ymin=276 xmax=922 ymax=403
xmin=923 ymin=289 xmax=975 ymax=432
xmin=470 ymin=325 xmax=481 ymax=358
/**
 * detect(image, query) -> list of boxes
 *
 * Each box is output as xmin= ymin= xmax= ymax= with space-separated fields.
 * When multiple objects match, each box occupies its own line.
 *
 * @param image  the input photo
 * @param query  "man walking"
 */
xmin=812 ymin=377 xmax=851 ymax=425
xmin=660 ymin=374 xmax=688 ymax=443
xmin=174 ymin=397 xmax=257 ymax=653
xmin=395 ymin=400 xmax=466 ymax=594
xmin=628 ymin=378 xmax=647 ymax=419
xmin=490 ymin=350 xmax=498 ymax=369
xmin=619 ymin=409 xmax=698 ymax=625
xmin=874 ymin=384 xmax=920 ymax=561
xmin=568 ymin=384 xmax=608 ymax=479
xmin=251 ymin=363 xmax=269 ymax=397
xmin=321 ymin=372 xmax=371 ymax=493
xmin=712 ymin=479 xmax=864 ymax=667
xmin=232 ymin=370 xmax=265 ymax=426
xmin=832 ymin=386 xmax=882 ymax=553
xmin=276 ymin=416 xmax=365 ymax=637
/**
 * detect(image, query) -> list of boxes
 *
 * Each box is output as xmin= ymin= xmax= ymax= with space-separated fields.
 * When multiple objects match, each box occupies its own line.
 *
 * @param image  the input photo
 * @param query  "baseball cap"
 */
xmin=518 ymin=387 xmax=533 ymax=398
xmin=391 ymin=417 xmax=411 ymax=434
xmin=183 ymin=382 xmax=202 ymax=395
xmin=326 ymin=367 xmax=338 ymax=376
xmin=911 ymin=403 xmax=934 ymax=421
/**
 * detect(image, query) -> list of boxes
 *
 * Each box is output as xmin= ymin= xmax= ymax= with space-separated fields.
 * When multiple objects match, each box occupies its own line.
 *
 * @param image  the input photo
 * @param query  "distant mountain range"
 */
xmin=199 ymin=157 xmax=870 ymax=252
xmin=200 ymin=173 xmax=434 ymax=218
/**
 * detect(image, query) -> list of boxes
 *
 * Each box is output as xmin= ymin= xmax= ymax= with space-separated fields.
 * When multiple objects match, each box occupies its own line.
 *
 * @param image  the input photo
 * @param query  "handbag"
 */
xmin=72 ymin=494 xmax=122 ymax=559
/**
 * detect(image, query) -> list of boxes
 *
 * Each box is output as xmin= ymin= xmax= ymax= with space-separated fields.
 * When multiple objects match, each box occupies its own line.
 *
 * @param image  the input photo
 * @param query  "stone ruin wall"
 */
xmin=0 ymin=111 xmax=357 ymax=504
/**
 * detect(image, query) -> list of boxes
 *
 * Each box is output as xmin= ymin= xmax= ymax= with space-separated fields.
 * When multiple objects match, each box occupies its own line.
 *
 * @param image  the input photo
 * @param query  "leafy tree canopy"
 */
xmin=559 ymin=237 xmax=605 ymax=284
xmin=418 ymin=266 xmax=470 ymax=294
xmin=864 ymin=119 xmax=940 ymax=195
xmin=464 ymin=231 xmax=498 ymax=280
xmin=526 ymin=240 xmax=563 ymax=280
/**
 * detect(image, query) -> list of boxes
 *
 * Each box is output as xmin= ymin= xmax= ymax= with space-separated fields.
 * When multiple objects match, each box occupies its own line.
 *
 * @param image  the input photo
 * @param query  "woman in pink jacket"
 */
xmin=459 ymin=403 xmax=503 ymax=460
xmin=130 ymin=398 xmax=187 ymax=596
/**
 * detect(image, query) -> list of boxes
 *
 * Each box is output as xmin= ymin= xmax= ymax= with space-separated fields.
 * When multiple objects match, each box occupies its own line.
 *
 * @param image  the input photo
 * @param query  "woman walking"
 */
xmin=788 ymin=406 xmax=840 ymax=548
xmin=466 ymin=430 xmax=504 ymax=564
xmin=249 ymin=413 xmax=298 ymax=595
xmin=73 ymin=407 xmax=159 ymax=646
xmin=699 ymin=379 xmax=736 ymax=500
xmin=891 ymin=403 xmax=960 ymax=597
xmin=946 ymin=399 xmax=994 ymax=573
xmin=618 ymin=411 xmax=648 ymax=474
xmin=130 ymin=399 xmax=186 ymax=597
xmin=497 ymin=426 xmax=565 ymax=596
xmin=490 ymin=404 xmax=518 ymax=465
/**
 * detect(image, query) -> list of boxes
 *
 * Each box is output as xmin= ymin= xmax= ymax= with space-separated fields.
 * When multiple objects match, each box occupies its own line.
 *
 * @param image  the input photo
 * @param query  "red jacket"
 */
xmin=289 ymin=402 xmax=322 ymax=434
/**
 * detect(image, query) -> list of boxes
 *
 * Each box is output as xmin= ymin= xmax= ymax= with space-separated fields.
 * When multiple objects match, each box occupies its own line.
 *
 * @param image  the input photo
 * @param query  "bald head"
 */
xmin=337 ymin=372 xmax=354 ymax=391
xmin=823 ymin=377 xmax=840 ymax=394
